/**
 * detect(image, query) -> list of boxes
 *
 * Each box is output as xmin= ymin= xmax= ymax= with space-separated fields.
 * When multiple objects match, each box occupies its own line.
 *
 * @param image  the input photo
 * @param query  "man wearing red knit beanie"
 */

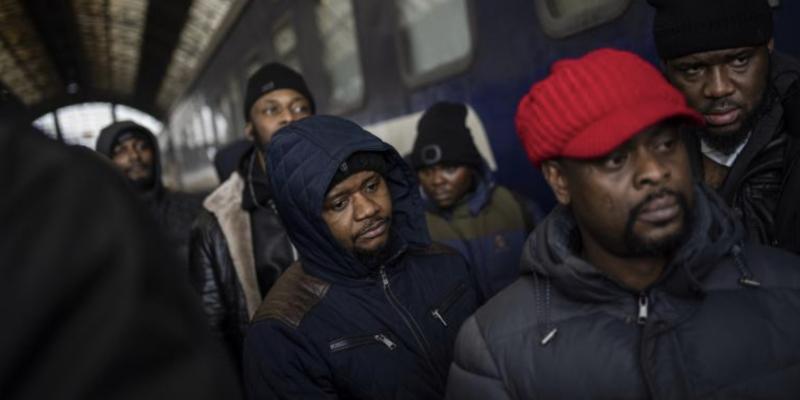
xmin=446 ymin=48 xmax=800 ymax=399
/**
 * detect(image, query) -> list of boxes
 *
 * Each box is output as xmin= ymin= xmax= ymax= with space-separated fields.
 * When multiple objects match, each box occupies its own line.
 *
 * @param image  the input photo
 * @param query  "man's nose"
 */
xmin=353 ymin=193 xmax=379 ymax=221
xmin=703 ymin=66 xmax=736 ymax=99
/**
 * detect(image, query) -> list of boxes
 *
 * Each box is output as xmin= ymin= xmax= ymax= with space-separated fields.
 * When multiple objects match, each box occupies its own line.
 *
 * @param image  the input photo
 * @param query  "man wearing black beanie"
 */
xmin=188 ymin=62 xmax=315 ymax=369
xmin=649 ymin=0 xmax=800 ymax=254
xmin=410 ymin=101 xmax=542 ymax=299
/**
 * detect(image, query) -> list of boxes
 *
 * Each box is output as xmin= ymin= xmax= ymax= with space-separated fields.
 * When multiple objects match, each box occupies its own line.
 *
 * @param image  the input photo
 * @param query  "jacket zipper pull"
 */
xmin=379 ymin=267 xmax=390 ymax=288
xmin=374 ymin=334 xmax=397 ymax=350
xmin=431 ymin=309 xmax=448 ymax=327
xmin=637 ymin=293 xmax=649 ymax=325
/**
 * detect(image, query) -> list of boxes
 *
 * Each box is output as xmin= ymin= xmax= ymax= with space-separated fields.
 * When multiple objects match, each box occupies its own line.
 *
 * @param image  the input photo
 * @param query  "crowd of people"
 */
xmin=3 ymin=0 xmax=800 ymax=399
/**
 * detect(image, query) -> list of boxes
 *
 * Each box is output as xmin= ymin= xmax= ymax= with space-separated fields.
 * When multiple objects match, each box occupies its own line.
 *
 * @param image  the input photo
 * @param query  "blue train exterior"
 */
xmin=167 ymin=0 xmax=800 ymax=212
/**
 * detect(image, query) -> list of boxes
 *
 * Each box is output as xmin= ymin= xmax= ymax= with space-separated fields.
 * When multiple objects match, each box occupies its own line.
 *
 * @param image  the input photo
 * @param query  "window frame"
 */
xmin=535 ymin=0 xmax=632 ymax=39
xmin=393 ymin=0 xmax=477 ymax=89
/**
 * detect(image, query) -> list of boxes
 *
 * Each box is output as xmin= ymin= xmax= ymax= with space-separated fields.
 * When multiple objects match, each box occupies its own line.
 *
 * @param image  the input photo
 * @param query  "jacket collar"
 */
xmin=522 ymin=184 xmax=745 ymax=303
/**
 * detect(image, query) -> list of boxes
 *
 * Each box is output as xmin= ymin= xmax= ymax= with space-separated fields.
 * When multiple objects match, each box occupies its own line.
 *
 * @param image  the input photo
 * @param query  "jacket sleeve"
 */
xmin=446 ymin=316 xmax=512 ymax=400
xmin=243 ymin=321 xmax=338 ymax=400
xmin=189 ymin=211 xmax=229 ymax=336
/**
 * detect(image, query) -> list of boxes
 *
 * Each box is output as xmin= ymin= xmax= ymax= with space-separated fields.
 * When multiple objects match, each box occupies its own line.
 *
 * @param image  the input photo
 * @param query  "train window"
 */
xmin=53 ymin=102 xmax=113 ymax=148
xmin=536 ymin=0 xmax=632 ymax=38
xmin=33 ymin=113 xmax=58 ymax=138
xmin=315 ymin=0 xmax=365 ymax=112
xmin=395 ymin=0 xmax=474 ymax=87
xmin=768 ymin=0 xmax=779 ymax=6
xmin=114 ymin=104 xmax=164 ymax=135
xmin=273 ymin=14 xmax=302 ymax=72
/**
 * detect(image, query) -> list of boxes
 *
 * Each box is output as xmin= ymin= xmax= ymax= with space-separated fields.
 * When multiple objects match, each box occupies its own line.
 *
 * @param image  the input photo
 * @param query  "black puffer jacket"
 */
xmin=447 ymin=185 xmax=800 ymax=399
xmin=96 ymin=121 xmax=204 ymax=272
xmin=189 ymin=148 xmax=296 ymax=368
xmin=687 ymin=52 xmax=800 ymax=253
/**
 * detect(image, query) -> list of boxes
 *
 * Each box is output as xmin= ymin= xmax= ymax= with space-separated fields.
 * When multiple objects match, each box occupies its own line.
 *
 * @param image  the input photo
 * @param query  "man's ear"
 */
xmin=541 ymin=160 xmax=571 ymax=206
xmin=767 ymin=38 xmax=775 ymax=54
xmin=244 ymin=122 xmax=254 ymax=141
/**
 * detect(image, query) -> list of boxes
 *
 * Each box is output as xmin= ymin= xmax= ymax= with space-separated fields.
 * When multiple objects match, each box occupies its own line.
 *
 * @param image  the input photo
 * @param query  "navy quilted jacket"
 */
xmin=243 ymin=116 xmax=480 ymax=399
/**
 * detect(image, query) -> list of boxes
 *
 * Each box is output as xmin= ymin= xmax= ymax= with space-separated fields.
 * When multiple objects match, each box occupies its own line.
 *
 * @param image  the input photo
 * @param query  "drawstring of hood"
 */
xmin=533 ymin=272 xmax=557 ymax=346
xmin=731 ymin=243 xmax=761 ymax=287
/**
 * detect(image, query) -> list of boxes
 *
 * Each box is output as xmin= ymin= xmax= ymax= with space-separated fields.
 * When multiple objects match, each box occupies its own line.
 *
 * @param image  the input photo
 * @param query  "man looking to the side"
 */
xmin=189 ymin=62 xmax=314 ymax=367
xmin=446 ymin=48 xmax=800 ymax=399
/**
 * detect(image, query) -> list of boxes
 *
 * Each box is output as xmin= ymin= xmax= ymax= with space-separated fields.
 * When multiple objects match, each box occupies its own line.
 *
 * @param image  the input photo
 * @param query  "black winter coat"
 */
xmin=1 ymin=126 xmax=240 ymax=399
xmin=687 ymin=52 xmax=800 ymax=253
xmin=447 ymin=185 xmax=800 ymax=399
xmin=242 ymin=116 xmax=481 ymax=399
xmin=189 ymin=152 xmax=296 ymax=368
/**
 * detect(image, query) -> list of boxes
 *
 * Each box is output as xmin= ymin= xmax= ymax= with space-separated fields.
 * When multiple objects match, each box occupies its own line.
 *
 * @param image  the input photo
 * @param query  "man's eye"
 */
xmin=682 ymin=65 xmax=703 ymax=76
xmin=291 ymin=104 xmax=311 ymax=115
xmin=330 ymin=199 xmax=348 ymax=212
xmin=603 ymin=153 xmax=628 ymax=169
xmin=444 ymin=166 xmax=458 ymax=173
xmin=263 ymin=106 xmax=281 ymax=116
xmin=656 ymin=139 xmax=676 ymax=153
xmin=731 ymin=55 xmax=751 ymax=68
xmin=365 ymin=181 xmax=378 ymax=193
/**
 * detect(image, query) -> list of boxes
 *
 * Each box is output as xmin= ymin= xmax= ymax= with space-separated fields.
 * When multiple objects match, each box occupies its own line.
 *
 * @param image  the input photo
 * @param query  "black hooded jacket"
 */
xmin=242 ymin=116 xmax=481 ymax=399
xmin=96 ymin=121 xmax=204 ymax=272
xmin=447 ymin=184 xmax=800 ymax=399
xmin=686 ymin=52 xmax=800 ymax=254
xmin=1 ymin=125 xmax=240 ymax=399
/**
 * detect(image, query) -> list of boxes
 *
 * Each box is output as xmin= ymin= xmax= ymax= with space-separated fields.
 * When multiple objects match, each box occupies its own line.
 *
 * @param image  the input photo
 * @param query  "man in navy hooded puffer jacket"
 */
xmin=242 ymin=115 xmax=480 ymax=399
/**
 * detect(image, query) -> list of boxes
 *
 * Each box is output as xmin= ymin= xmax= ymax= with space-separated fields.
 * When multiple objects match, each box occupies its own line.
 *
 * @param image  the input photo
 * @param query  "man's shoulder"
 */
xmin=471 ymin=277 xmax=539 ymax=340
xmin=251 ymin=262 xmax=331 ymax=329
xmin=705 ymin=242 xmax=800 ymax=291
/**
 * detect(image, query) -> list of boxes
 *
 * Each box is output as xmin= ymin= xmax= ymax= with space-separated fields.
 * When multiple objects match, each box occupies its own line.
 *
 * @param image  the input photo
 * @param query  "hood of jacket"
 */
xmin=95 ymin=121 xmax=163 ymax=198
xmin=421 ymin=159 xmax=496 ymax=218
xmin=522 ymin=183 xmax=745 ymax=303
xmin=266 ymin=115 xmax=431 ymax=284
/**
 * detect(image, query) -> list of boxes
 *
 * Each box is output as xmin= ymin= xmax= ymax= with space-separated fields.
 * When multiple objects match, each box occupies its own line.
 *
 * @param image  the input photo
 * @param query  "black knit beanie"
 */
xmin=243 ymin=62 xmax=316 ymax=120
xmin=648 ymin=0 xmax=773 ymax=60
xmin=329 ymin=151 xmax=389 ymax=190
xmin=410 ymin=102 xmax=482 ymax=170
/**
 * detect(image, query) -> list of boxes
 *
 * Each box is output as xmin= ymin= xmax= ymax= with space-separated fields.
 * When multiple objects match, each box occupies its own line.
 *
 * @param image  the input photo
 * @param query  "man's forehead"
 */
xmin=669 ymin=45 xmax=763 ymax=64
xmin=255 ymin=88 xmax=308 ymax=105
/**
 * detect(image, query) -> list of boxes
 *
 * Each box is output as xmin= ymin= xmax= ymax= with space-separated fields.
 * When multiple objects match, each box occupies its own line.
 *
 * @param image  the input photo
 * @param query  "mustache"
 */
xmin=700 ymin=99 xmax=742 ymax=114
xmin=629 ymin=189 xmax=681 ymax=221
xmin=354 ymin=217 xmax=390 ymax=239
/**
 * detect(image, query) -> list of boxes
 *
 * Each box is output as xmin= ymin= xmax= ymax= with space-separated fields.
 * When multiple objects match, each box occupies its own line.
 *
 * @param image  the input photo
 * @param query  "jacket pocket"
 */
xmin=430 ymin=281 xmax=467 ymax=327
xmin=329 ymin=332 xmax=397 ymax=353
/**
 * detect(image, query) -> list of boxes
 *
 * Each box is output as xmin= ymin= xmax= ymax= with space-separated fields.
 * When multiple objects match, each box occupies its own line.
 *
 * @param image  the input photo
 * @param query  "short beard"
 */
xmin=623 ymin=190 xmax=691 ymax=257
xmin=353 ymin=217 xmax=392 ymax=268
xmin=698 ymin=71 xmax=771 ymax=155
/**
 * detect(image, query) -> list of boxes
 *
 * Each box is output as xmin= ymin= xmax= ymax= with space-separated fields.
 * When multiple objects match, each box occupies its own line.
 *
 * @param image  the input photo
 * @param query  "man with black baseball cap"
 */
xmin=410 ymin=101 xmax=541 ymax=299
xmin=649 ymin=0 xmax=800 ymax=253
xmin=189 ymin=62 xmax=315 ymax=368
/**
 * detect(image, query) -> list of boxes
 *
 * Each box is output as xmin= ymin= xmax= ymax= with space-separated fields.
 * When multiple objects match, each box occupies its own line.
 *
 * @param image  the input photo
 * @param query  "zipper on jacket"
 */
xmin=329 ymin=332 xmax=397 ymax=352
xmin=430 ymin=281 xmax=467 ymax=327
xmin=637 ymin=292 xmax=649 ymax=325
xmin=379 ymin=266 xmax=439 ymax=375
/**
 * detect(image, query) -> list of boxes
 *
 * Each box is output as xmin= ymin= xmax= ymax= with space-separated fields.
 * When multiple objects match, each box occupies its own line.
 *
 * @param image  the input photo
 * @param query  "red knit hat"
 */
xmin=515 ymin=48 xmax=703 ymax=167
